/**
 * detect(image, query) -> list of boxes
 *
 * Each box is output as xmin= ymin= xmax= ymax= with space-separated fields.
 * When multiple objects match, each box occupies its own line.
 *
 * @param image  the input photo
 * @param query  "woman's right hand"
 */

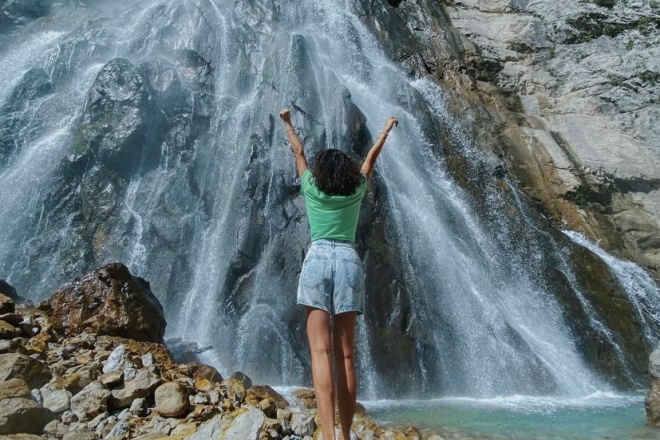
xmin=385 ymin=116 xmax=398 ymax=132
xmin=279 ymin=108 xmax=291 ymax=123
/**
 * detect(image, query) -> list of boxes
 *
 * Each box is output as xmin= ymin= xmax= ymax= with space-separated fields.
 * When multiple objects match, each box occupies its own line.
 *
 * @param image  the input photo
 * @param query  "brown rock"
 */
xmin=245 ymin=385 xmax=289 ymax=418
xmin=646 ymin=378 xmax=660 ymax=426
xmin=0 ymin=293 xmax=14 ymax=314
xmin=63 ymin=367 xmax=99 ymax=394
xmin=154 ymin=381 xmax=190 ymax=417
xmin=48 ymin=263 xmax=166 ymax=343
xmin=0 ymin=353 xmax=51 ymax=388
xmin=0 ymin=378 xmax=31 ymax=399
xmin=179 ymin=362 xmax=223 ymax=384
xmin=0 ymin=321 xmax=21 ymax=339
xmin=0 ymin=313 xmax=23 ymax=326
xmin=292 ymin=388 xmax=317 ymax=409
xmin=99 ymin=370 xmax=124 ymax=388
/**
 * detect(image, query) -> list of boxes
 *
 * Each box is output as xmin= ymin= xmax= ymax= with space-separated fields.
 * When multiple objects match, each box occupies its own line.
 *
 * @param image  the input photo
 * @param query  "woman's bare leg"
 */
xmin=306 ymin=307 xmax=336 ymax=440
xmin=333 ymin=312 xmax=357 ymax=440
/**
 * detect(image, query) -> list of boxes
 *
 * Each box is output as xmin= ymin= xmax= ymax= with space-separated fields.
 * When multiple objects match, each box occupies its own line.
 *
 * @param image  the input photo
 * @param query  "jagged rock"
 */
xmin=99 ymin=370 xmax=124 ymax=388
xmin=0 ymin=353 xmax=51 ymax=388
xmin=102 ymin=344 xmax=131 ymax=374
xmin=185 ymin=406 xmax=265 ymax=440
xmin=0 ymin=321 xmax=21 ymax=339
xmin=43 ymin=419 xmax=69 ymax=437
xmin=0 ymin=397 xmax=56 ymax=435
xmin=70 ymin=381 xmax=111 ymax=421
xmin=292 ymin=388 xmax=317 ymax=409
xmin=63 ymin=367 xmax=99 ymax=395
xmin=110 ymin=368 xmax=162 ymax=409
xmin=48 ymin=263 xmax=166 ymax=343
xmin=41 ymin=387 xmax=72 ymax=413
xmin=130 ymin=397 xmax=148 ymax=417
xmin=154 ymin=381 xmax=189 ymax=417
xmin=0 ymin=378 xmax=31 ymax=400
xmin=245 ymin=385 xmax=289 ymax=418
xmin=290 ymin=411 xmax=316 ymax=437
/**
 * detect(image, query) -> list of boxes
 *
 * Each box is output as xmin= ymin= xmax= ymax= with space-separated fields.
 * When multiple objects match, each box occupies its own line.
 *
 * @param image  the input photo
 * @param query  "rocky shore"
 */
xmin=0 ymin=263 xmax=447 ymax=440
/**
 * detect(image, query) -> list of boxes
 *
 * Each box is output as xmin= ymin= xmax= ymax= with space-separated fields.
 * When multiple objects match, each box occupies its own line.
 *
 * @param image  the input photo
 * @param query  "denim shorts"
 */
xmin=297 ymin=239 xmax=365 ymax=315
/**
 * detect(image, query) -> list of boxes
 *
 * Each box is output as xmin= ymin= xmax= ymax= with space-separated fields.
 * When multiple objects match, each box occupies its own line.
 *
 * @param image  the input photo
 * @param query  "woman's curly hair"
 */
xmin=312 ymin=149 xmax=363 ymax=196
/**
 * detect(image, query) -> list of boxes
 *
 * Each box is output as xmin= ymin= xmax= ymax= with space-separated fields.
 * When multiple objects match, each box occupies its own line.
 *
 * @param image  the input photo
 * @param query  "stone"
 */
xmin=42 ymin=388 xmax=72 ymax=413
xmin=185 ymin=406 xmax=265 ymax=440
xmin=62 ymin=432 xmax=98 ymax=440
xmin=292 ymin=388 xmax=317 ymax=409
xmin=110 ymin=368 xmax=162 ymax=408
xmin=154 ymin=381 xmax=190 ymax=417
xmin=43 ymin=419 xmax=69 ymax=437
xmin=245 ymin=385 xmax=289 ymax=418
xmin=649 ymin=348 xmax=660 ymax=380
xmin=99 ymin=370 xmax=124 ymax=387
xmin=130 ymin=397 xmax=148 ymax=416
xmin=0 ymin=293 xmax=15 ymax=314
xmin=48 ymin=263 xmax=166 ymax=342
xmin=70 ymin=381 xmax=111 ymax=421
xmin=103 ymin=344 xmax=131 ymax=374
xmin=291 ymin=411 xmax=316 ymax=437
xmin=0 ymin=321 xmax=21 ymax=339
xmin=63 ymin=367 xmax=99 ymax=394
xmin=0 ymin=353 xmax=51 ymax=388
xmin=0 ymin=378 xmax=31 ymax=399
xmin=0 ymin=397 xmax=56 ymax=435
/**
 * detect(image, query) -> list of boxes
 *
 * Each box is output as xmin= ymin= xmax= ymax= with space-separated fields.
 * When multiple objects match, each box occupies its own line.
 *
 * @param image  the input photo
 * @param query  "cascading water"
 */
xmin=1 ymin=0 xmax=658 ymax=408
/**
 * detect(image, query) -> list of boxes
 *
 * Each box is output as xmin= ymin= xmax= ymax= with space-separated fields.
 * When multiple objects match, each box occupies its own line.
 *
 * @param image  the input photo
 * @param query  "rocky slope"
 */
xmin=391 ymin=0 xmax=660 ymax=274
xmin=0 ymin=265 xmax=451 ymax=440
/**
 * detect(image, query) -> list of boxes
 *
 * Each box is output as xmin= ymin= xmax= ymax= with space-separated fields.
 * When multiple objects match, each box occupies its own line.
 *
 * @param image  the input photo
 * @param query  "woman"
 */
xmin=280 ymin=108 xmax=398 ymax=440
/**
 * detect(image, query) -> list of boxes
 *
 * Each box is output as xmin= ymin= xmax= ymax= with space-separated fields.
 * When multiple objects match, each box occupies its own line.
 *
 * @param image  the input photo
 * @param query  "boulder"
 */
xmin=0 ymin=353 xmax=51 ymax=388
xmin=0 ymin=321 xmax=21 ymax=339
xmin=154 ymin=381 xmax=189 ymax=417
xmin=185 ymin=406 xmax=265 ymax=440
xmin=0 ymin=378 xmax=31 ymax=400
xmin=48 ymin=263 xmax=166 ymax=342
xmin=70 ymin=381 xmax=111 ymax=421
xmin=0 ymin=397 xmax=56 ymax=435
xmin=245 ymin=385 xmax=289 ymax=418
xmin=110 ymin=368 xmax=162 ymax=409
xmin=0 ymin=292 xmax=15 ymax=314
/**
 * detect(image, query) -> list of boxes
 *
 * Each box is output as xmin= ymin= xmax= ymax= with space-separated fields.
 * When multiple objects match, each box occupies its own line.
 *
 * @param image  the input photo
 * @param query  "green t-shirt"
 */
xmin=300 ymin=169 xmax=368 ymax=243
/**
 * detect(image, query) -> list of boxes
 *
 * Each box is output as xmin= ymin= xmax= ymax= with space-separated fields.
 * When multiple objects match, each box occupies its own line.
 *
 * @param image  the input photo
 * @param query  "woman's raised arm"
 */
xmin=279 ymin=108 xmax=308 ymax=177
xmin=360 ymin=116 xmax=398 ymax=178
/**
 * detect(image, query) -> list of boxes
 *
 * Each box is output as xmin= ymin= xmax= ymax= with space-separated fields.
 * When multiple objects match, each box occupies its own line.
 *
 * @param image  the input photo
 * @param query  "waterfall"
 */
xmin=0 ymin=0 xmax=655 ymax=398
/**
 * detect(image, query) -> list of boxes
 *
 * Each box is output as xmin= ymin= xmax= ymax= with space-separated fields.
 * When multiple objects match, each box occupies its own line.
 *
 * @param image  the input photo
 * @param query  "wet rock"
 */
xmin=0 ymin=397 xmax=56 ymax=435
xmin=0 ymin=68 xmax=55 ymax=168
xmin=0 ymin=352 xmax=51 ymax=388
xmin=154 ymin=381 xmax=189 ymax=417
xmin=48 ymin=263 xmax=166 ymax=343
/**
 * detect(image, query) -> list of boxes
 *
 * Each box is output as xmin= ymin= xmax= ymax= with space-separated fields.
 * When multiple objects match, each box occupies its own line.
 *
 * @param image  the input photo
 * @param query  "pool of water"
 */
xmin=363 ymin=392 xmax=660 ymax=440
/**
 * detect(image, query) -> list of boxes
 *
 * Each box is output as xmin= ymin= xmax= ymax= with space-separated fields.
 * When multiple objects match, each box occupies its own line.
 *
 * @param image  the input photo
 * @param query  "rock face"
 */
xmin=430 ymin=0 xmax=660 ymax=273
xmin=48 ymin=263 xmax=166 ymax=343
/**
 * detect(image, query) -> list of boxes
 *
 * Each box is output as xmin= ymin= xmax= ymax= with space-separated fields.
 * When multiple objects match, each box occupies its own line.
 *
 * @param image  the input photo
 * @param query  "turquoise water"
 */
xmin=364 ymin=393 xmax=660 ymax=440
